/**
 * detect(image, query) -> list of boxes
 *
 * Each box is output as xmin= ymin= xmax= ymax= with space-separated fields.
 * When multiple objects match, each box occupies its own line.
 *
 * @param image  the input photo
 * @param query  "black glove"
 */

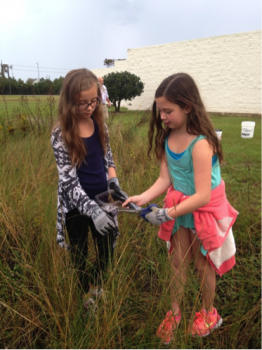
xmin=91 ymin=205 xmax=117 ymax=235
xmin=108 ymin=177 xmax=128 ymax=201
xmin=108 ymin=177 xmax=121 ymax=191
xmin=108 ymin=177 xmax=140 ymax=211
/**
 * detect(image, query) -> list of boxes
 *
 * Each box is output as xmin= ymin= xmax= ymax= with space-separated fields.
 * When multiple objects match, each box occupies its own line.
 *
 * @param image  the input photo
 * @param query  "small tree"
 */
xmin=103 ymin=59 xmax=115 ymax=68
xmin=52 ymin=76 xmax=64 ymax=94
xmin=26 ymin=78 xmax=35 ymax=85
xmin=103 ymin=71 xmax=144 ymax=112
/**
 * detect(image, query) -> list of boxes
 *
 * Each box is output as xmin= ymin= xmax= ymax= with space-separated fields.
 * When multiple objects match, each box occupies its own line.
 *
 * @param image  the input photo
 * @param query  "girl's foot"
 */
xmin=83 ymin=297 xmax=97 ymax=313
xmin=83 ymin=287 xmax=107 ymax=314
xmin=90 ymin=286 xmax=107 ymax=301
xmin=189 ymin=308 xmax=223 ymax=337
xmin=156 ymin=310 xmax=181 ymax=345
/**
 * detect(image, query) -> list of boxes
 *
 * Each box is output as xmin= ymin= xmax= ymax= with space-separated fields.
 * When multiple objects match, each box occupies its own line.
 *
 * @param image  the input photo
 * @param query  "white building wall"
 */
xmin=91 ymin=30 xmax=261 ymax=114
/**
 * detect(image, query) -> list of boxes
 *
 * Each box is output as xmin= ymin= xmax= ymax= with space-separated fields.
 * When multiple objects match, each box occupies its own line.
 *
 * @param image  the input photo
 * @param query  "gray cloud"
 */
xmin=0 ymin=0 xmax=260 ymax=81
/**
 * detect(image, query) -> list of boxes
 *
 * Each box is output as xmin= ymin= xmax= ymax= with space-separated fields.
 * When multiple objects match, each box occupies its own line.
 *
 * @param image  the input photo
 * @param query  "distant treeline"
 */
xmin=0 ymin=76 xmax=64 ymax=95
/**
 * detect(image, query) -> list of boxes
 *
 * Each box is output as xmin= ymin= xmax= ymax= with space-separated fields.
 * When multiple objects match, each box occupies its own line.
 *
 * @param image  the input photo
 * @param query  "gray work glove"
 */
xmin=108 ymin=177 xmax=128 ymax=200
xmin=108 ymin=177 xmax=122 ymax=192
xmin=145 ymin=206 xmax=173 ymax=226
xmin=91 ymin=205 xmax=117 ymax=235
xmin=108 ymin=177 xmax=141 ymax=211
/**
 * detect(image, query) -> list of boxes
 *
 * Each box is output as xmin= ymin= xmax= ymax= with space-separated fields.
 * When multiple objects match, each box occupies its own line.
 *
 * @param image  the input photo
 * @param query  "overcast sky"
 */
xmin=0 ymin=0 xmax=261 ymax=82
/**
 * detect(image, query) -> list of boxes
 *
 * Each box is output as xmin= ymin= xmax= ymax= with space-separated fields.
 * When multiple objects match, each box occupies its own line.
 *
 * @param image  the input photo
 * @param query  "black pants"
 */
xmin=65 ymin=208 xmax=115 ymax=294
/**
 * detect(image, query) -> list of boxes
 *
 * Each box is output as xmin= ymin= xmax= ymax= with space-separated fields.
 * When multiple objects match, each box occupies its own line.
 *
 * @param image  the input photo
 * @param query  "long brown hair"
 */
xmin=148 ymin=73 xmax=223 ymax=162
xmin=54 ymin=68 xmax=106 ymax=167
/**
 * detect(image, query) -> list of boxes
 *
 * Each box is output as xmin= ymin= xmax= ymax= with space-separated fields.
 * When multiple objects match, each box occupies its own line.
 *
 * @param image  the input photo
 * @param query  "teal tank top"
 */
xmin=165 ymin=135 xmax=221 ymax=240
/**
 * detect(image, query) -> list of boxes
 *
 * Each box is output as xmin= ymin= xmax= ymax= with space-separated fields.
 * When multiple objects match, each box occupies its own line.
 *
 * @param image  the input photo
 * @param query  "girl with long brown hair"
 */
xmin=51 ymin=68 xmax=124 ymax=311
xmin=123 ymin=73 xmax=237 ymax=343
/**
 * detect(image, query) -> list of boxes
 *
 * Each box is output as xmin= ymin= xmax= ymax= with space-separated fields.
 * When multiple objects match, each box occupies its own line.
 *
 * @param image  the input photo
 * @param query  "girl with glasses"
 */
xmin=51 ymin=68 xmax=124 ymax=311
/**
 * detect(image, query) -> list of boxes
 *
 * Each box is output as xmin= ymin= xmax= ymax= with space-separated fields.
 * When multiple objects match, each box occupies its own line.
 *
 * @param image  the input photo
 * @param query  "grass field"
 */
xmin=0 ymin=95 xmax=58 ymax=115
xmin=0 ymin=100 xmax=261 ymax=348
xmin=0 ymin=95 xmax=119 ymax=116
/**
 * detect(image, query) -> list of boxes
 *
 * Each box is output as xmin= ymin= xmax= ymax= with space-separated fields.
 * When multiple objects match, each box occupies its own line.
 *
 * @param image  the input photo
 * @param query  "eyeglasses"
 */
xmin=76 ymin=97 xmax=100 ymax=110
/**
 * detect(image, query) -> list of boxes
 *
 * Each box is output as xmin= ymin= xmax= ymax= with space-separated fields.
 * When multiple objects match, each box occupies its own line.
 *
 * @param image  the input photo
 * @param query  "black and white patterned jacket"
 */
xmin=51 ymin=124 xmax=116 ymax=247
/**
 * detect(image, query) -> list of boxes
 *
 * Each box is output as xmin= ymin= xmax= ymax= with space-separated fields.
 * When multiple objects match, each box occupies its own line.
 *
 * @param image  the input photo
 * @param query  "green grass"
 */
xmin=0 ymin=106 xmax=261 ymax=348
xmin=0 ymin=95 xmax=59 ymax=116
xmin=0 ymin=95 xmax=58 ymax=136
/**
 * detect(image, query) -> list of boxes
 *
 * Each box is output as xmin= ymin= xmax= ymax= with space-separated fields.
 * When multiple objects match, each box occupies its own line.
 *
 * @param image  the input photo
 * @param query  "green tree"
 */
xmin=103 ymin=58 xmax=115 ymax=68
xmin=0 ymin=76 xmax=64 ymax=95
xmin=34 ymin=78 xmax=52 ymax=95
xmin=52 ymin=76 xmax=64 ymax=94
xmin=18 ymin=78 xmax=32 ymax=95
xmin=103 ymin=71 xmax=144 ymax=112
xmin=9 ymin=77 xmax=20 ymax=95
xmin=0 ymin=77 xmax=9 ymax=94
xmin=26 ymin=78 xmax=35 ymax=85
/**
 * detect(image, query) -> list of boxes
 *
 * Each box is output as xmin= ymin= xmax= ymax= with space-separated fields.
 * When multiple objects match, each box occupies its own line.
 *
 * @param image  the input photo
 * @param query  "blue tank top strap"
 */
xmin=165 ymin=134 xmax=221 ymax=195
xmin=167 ymin=147 xmax=186 ymax=160
xmin=166 ymin=135 xmax=217 ymax=165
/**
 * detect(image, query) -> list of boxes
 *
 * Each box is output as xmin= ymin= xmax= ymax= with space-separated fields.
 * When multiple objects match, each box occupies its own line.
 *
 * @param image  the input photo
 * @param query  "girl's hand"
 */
xmin=145 ymin=207 xmax=173 ymax=225
xmin=122 ymin=194 xmax=148 ymax=207
xmin=91 ymin=205 xmax=116 ymax=235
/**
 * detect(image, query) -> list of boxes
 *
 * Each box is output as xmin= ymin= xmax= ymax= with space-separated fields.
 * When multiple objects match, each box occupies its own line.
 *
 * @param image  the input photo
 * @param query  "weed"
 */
xmin=0 ymin=95 xmax=57 ymax=139
xmin=0 ymin=109 xmax=260 ymax=348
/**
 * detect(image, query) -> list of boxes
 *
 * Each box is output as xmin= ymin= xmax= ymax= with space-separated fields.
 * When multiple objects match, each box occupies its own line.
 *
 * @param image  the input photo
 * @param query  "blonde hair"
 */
xmin=54 ymin=68 xmax=106 ymax=167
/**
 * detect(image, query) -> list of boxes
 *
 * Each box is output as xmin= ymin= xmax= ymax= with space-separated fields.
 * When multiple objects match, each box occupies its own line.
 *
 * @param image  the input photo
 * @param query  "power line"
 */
xmin=11 ymin=64 xmax=36 ymax=68
xmin=2 ymin=62 xmax=72 ymax=80
xmin=12 ymin=68 xmax=38 ymax=72
xmin=11 ymin=64 xmax=72 ymax=71
xmin=12 ymin=68 xmax=68 ymax=74
xmin=40 ymin=66 xmax=71 ymax=70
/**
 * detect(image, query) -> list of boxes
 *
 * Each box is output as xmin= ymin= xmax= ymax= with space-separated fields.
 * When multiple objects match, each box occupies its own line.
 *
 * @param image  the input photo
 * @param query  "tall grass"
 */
xmin=0 ymin=95 xmax=57 ymax=137
xmin=0 ymin=109 xmax=260 ymax=348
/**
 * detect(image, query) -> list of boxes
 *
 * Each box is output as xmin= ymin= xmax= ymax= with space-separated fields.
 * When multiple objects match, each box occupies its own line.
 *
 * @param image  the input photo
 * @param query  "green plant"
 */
xmin=104 ymin=71 xmax=144 ymax=112
xmin=0 ymin=110 xmax=260 ymax=348
xmin=0 ymin=95 xmax=57 ymax=140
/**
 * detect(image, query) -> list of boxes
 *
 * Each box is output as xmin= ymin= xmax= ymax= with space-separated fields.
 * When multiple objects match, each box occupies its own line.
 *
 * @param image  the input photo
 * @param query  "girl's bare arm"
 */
xmin=123 ymin=157 xmax=172 ymax=207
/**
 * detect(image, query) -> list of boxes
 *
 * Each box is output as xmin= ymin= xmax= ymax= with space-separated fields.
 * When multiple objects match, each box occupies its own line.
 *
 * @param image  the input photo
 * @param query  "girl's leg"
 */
xmin=170 ymin=226 xmax=192 ymax=315
xmin=89 ymin=220 xmax=115 ymax=288
xmin=157 ymin=226 xmax=192 ymax=344
xmin=65 ymin=208 xmax=90 ymax=294
xmin=189 ymin=230 xmax=216 ymax=312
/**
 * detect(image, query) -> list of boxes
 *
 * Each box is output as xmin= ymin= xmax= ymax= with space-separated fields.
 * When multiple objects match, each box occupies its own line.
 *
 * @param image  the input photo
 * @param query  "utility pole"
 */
xmin=36 ymin=62 xmax=40 ymax=79
xmin=0 ymin=61 xmax=5 ymax=78
xmin=7 ymin=65 xmax=11 ymax=95
xmin=1 ymin=63 xmax=11 ymax=94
